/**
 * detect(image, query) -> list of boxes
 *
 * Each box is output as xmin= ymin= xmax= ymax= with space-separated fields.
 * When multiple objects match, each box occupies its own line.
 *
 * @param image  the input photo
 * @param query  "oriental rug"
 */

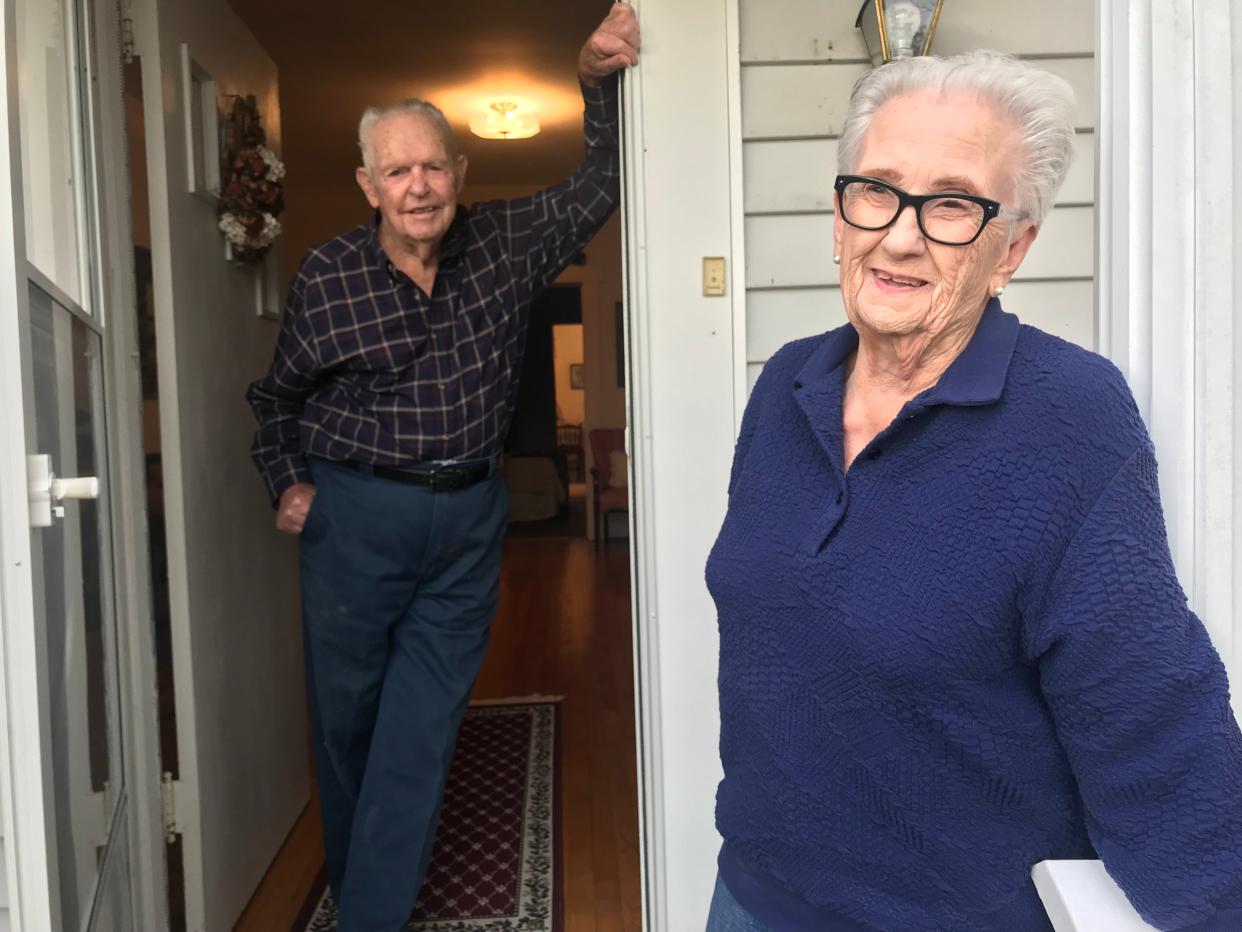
xmin=299 ymin=699 xmax=562 ymax=932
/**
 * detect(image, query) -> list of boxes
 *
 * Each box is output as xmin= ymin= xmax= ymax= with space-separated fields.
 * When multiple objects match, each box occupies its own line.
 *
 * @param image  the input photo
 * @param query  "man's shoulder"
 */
xmin=297 ymin=224 xmax=373 ymax=280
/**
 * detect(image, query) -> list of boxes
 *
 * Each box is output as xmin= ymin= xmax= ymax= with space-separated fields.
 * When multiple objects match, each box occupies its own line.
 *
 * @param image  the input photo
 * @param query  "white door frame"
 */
xmin=622 ymin=0 xmax=743 ymax=927
xmin=1096 ymin=0 xmax=1241 ymax=715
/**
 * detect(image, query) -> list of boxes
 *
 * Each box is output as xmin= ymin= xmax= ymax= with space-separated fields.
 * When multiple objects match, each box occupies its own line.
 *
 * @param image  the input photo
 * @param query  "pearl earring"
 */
xmin=992 ymin=286 xmax=1004 ymax=297
xmin=833 ymin=255 xmax=841 ymax=265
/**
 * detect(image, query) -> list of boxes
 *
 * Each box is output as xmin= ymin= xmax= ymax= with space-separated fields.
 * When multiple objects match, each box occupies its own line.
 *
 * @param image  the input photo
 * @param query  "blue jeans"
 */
xmin=707 ymin=873 xmax=770 ymax=931
xmin=300 ymin=459 xmax=507 ymax=932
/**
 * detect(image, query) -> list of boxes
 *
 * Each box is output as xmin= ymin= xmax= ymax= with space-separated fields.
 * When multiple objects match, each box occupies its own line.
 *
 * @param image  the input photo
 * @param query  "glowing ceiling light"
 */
xmin=469 ymin=101 xmax=541 ymax=140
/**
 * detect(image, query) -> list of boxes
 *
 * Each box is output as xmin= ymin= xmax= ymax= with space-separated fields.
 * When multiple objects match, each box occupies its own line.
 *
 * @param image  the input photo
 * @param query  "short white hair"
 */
xmin=357 ymin=99 xmax=459 ymax=175
xmin=837 ymin=50 xmax=1076 ymax=225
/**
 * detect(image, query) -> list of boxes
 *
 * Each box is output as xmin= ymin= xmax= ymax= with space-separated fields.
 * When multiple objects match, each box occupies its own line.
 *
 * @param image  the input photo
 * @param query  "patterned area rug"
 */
xmin=300 ymin=700 xmax=562 ymax=932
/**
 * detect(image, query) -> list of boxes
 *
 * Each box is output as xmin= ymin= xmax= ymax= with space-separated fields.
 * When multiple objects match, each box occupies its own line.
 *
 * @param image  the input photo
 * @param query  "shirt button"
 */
xmin=835 ymin=492 xmax=844 ymax=504
xmin=438 ymin=383 xmax=446 ymax=391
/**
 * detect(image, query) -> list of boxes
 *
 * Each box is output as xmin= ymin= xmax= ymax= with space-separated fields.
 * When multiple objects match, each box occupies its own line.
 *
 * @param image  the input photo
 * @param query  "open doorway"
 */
xmin=505 ymin=283 xmax=588 ymax=540
xmin=202 ymin=1 xmax=644 ymax=929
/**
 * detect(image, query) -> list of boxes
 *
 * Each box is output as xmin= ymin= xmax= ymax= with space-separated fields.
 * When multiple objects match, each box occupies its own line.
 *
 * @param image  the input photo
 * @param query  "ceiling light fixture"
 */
xmin=469 ymin=101 xmax=541 ymax=140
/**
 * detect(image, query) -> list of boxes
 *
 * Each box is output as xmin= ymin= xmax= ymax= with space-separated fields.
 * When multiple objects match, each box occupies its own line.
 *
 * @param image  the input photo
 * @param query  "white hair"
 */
xmin=837 ymin=50 xmax=1076 ymax=226
xmin=357 ymin=98 xmax=460 ymax=175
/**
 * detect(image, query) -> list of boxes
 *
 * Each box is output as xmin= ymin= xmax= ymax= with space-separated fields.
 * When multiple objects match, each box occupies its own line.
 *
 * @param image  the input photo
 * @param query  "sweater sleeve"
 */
xmin=1028 ymin=441 xmax=1242 ymax=930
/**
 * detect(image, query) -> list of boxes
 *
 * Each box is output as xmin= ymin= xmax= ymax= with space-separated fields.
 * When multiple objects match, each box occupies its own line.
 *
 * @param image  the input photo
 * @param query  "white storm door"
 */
xmin=0 ymin=0 xmax=137 ymax=928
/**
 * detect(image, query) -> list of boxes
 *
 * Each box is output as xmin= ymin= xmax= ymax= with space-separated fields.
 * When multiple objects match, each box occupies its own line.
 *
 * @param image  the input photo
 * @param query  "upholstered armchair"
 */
xmin=588 ymin=428 xmax=628 ymax=549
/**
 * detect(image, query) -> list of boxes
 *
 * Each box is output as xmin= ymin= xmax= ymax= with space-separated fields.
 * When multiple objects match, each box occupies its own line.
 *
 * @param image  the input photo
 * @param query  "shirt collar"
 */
xmin=793 ymin=298 xmax=1020 ymax=408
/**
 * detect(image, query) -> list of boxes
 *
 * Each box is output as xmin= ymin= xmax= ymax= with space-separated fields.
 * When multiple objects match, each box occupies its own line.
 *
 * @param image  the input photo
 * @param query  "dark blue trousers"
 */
xmin=299 ymin=458 xmax=507 ymax=932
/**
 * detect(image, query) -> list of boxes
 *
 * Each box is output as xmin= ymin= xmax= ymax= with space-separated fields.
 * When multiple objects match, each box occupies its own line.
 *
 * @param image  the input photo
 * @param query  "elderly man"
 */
xmin=246 ymin=5 xmax=639 ymax=929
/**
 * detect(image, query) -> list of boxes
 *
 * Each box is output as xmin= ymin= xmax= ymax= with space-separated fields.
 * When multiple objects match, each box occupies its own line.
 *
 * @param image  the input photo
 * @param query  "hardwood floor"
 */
xmin=233 ymin=537 xmax=641 ymax=931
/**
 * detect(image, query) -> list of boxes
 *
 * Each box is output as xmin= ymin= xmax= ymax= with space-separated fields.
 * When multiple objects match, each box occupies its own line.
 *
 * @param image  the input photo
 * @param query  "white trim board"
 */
xmin=1033 ymin=861 xmax=1156 ymax=931
xmin=1096 ymin=0 xmax=1241 ymax=713
xmin=621 ymin=0 xmax=739 ymax=926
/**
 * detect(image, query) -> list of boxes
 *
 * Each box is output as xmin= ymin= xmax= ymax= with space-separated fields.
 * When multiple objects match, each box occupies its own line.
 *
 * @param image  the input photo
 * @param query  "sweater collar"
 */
xmin=793 ymin=298 xmax=1020 ymax=408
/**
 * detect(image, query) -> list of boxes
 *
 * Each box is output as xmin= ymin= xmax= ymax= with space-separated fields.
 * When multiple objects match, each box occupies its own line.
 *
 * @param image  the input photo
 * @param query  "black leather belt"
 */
xmin=339 ymin=458 xmax=495 ymax=492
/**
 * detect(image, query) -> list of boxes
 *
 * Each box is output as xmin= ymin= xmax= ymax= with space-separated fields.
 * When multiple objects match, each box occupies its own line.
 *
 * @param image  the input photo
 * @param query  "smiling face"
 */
xmin=834 ymin=90 xmax=1037 ymax=343
xmin=356 ymin=111 xmax=468 ymax=253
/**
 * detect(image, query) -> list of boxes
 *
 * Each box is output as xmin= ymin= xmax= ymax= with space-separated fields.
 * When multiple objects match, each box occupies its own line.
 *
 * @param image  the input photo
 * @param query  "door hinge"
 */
xmin=161 ymin=772 xmax=180 ymax=842
xmin=120 ymin=0 xmax=136 ymax=64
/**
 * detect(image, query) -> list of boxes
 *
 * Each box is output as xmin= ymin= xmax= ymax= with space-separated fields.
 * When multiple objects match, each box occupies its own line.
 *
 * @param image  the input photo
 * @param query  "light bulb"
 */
xmin=469 ymin=101 xmax=541 ymax=140
xmin=886 ymin=1 xmax=923 ymax=58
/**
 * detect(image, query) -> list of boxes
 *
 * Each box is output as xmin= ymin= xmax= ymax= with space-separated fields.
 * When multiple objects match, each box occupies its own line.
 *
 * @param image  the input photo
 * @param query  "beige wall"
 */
xmin=552 ymin=324 xmax=585 ymax=426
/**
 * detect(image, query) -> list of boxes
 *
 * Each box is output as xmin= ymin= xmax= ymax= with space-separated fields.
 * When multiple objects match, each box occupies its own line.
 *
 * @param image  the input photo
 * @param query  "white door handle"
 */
xmin=27 ymin=454 xmax=100 ymax=527
xmin=52 ymin=476 xmax=100 ymax=501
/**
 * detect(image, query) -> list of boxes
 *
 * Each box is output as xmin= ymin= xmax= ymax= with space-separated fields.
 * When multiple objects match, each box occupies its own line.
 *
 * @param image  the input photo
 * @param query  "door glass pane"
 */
xmin=18 ymin=0 xmax=89 ymax=307
xmin=29 ymin=283 xmax=124 ymax=928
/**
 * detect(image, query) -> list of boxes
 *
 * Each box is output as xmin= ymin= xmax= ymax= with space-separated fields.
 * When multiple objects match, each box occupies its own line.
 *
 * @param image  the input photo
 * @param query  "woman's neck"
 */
xmin=840 ymin=309 xmax=983 ymax=470
xmin=847 ymin=307 xmax=983 ymax=401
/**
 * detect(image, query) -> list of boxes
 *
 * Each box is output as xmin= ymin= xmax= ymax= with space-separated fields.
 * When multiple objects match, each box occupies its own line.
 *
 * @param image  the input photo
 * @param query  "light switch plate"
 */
xmin=702 ymin=256 xmax=726 ymax=296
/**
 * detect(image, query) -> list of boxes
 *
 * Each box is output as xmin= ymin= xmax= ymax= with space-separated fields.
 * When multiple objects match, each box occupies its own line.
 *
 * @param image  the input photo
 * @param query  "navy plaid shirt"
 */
xmin=247 ymin=79 xmax=620 ymax=503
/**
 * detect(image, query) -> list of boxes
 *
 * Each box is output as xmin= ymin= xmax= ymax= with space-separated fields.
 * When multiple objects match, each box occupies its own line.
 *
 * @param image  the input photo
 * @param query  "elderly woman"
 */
xmin=705 ymin=50 xmax=1242 ymax=932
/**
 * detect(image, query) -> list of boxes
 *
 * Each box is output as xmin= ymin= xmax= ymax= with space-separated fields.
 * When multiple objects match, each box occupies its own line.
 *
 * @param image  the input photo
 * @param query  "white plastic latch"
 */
xmin=27 ymin=454 xmax=100 ymax=528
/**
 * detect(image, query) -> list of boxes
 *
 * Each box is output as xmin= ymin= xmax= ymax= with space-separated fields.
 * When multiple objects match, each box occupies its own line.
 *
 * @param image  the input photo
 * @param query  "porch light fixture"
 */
xmin=469 ymin=101 xmax=541 ymax=140
xmin=855 ymin=0 xmax=945 ymax=67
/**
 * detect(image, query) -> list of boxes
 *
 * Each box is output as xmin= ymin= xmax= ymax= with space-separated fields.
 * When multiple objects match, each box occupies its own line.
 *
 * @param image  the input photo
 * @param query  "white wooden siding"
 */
xmin=740 ymin=58 xmax=1094 ymax=139
xmin=739 ymin=0 xmax=1097 ymax=377
xmin=745 ymin=206 xmax=1095 ymax=288
xmin=746 ymin=280 xmax=1095 ymax=363
xmin=744 ymin=133 xmax=1095 ymax=214
xmin=740 ymin=0 xmax=1093 ymax=63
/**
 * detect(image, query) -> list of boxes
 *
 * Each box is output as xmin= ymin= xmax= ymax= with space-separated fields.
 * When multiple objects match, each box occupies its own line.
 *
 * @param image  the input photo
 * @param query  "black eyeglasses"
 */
xmin=834 ymin=175 xmax=1024 ymax=246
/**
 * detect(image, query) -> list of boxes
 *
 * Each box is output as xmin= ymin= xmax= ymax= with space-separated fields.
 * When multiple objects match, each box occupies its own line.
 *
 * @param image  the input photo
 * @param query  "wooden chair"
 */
xmin=588 ymin=428 xmax=628 ymax=550
xmin=556 ymin=423 xmax=584 ymax=483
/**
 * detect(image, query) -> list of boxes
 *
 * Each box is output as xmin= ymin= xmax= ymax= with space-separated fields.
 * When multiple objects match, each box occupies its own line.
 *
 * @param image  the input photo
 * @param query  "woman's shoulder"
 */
xmin=1009 ymin=323 xmax=1149 ymax=451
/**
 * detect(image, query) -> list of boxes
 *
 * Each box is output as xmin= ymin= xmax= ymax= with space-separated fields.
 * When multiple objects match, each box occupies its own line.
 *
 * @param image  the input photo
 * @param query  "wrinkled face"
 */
xmin=834 ymin=90 xmax=1037 ymax=342
xmin=356 ymin=112 xmax=467 ymax=250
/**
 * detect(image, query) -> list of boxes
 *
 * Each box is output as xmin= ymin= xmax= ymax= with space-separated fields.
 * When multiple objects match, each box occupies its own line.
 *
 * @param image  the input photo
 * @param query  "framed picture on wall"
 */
xmin=570 ymin=363 xmax=584 ymax=389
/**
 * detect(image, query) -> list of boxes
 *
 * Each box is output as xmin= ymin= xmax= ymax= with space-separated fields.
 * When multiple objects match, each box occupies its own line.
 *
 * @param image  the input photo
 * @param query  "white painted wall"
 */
xmin=738 ymin=0 xmax=1096 ymax=393
xmin=137 ymin=0 xmax=307 ymax=927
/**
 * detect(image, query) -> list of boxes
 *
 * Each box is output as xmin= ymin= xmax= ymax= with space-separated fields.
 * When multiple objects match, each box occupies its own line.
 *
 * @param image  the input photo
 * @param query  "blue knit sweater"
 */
xmin=707 ymin=302 xmax=1242 ymax=931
